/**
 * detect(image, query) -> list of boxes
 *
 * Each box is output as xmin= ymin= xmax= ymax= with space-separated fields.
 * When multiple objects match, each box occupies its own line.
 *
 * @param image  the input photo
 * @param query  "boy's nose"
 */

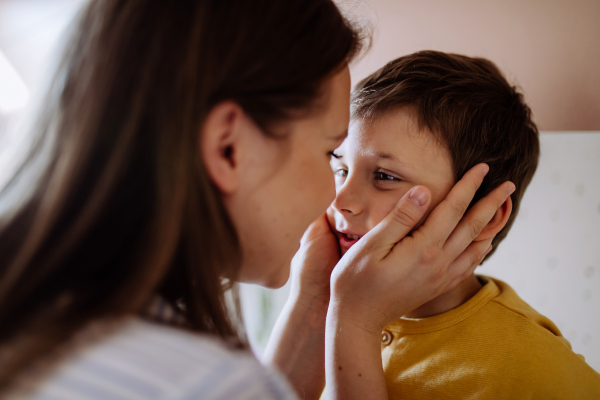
xmin=332 ymin=180 xmax=364 ymax=216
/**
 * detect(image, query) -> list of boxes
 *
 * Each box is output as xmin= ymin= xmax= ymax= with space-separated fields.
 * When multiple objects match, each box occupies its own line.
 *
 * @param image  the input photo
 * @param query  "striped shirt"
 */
xmin=8 ymin=316 xmax=299 ymax=400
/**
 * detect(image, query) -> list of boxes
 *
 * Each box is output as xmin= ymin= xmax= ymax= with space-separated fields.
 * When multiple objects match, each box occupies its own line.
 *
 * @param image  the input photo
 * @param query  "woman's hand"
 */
xmin=262 ymin=215 xmax=341 ymax=400
xmin=326 ymin=163 xmax=515 ymax=400
xmin=288 ymin=214 xmax=340 ymax=314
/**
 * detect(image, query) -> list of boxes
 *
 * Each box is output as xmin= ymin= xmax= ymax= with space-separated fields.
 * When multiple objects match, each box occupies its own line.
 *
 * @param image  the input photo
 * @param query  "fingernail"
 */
xmin=409 ymin=186 xmax=429 ymax=207
xmin=507 ymin=183 xmax=516 ymax=197
xmin=481 ymin=164 xmax=490 ymax=178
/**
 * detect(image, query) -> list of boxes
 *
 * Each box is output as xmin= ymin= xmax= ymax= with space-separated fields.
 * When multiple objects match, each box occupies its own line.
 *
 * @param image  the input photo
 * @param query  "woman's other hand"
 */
xmin=262 ymin=215 xmax=340 ymax=400
xmin=289 ymin=214 xmax=340 ymax=312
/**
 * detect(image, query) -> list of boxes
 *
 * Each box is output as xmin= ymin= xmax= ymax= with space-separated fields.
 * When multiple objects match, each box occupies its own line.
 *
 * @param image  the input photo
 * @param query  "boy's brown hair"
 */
xmin=352 ymin=50 xmax=540 ymax=260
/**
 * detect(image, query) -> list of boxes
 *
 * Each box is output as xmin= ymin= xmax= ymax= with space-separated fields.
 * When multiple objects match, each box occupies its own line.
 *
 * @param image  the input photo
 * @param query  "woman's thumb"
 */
xmin=363 ymin=186 xmax=431 ymax=256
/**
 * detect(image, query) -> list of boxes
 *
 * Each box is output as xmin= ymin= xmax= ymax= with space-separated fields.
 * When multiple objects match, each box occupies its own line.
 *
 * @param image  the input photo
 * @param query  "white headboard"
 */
xmin=483 ymin=132 xmax=600 ymax=372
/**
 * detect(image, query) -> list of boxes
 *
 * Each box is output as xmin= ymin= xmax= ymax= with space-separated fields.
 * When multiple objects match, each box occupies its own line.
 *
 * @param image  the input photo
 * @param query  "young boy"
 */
xmin=327 ymin=51 xmax=600 ymax=399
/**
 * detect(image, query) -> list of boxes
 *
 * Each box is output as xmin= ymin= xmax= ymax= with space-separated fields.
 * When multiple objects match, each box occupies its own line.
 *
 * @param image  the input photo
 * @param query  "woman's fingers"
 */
xmin=300 ymin=214 xmax=335 ymax=246
xmin=418 ymin=164 xmax=489 ymax=247
xmin=358 ymin=186 xmax=431 ymax=259
xmin=443 ymin=238 xmax=493 ymax=293
xmin=443 ymin=181 xmax=515 ymax=261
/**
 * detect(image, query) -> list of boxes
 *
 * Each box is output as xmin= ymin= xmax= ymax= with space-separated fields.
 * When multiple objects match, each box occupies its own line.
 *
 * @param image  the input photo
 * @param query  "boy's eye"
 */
xmin=334 ymin=168 xmax=348 ymax=178
xmin=374 ymin=172 xmax=400 ymax=182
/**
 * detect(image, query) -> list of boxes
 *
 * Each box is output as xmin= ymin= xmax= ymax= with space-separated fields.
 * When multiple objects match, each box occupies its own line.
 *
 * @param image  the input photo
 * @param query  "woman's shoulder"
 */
xmin=13 ymin=318 xmax=298 ymax=400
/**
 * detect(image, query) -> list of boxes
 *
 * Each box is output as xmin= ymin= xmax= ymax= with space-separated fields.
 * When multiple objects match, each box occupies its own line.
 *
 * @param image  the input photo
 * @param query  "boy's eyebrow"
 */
xmin=371 ymin=151 xmax=414 ymax=170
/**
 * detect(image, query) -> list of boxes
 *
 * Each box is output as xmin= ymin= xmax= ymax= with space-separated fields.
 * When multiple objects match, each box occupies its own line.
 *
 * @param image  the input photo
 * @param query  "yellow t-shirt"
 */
xmin=381 ymin=276 xmax=600 ymax=399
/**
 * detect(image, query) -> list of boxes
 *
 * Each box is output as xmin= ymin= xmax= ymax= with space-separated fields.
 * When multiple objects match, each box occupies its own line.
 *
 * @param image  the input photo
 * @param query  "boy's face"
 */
xmin=328 ymin=106 xmax=456 ymax=255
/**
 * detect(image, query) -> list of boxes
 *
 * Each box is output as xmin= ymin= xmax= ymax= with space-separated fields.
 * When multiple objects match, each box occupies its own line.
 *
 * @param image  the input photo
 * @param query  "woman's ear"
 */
xmin=200 ymin=101 xmax=244 ymax=194
xmin=474 ymin=196 xmax=513 ymax=241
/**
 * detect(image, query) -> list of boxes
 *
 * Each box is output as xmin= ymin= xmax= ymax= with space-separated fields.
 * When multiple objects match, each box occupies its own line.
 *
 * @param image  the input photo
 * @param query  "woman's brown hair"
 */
xmin=0 ymin=0 xmax=364 ymax=387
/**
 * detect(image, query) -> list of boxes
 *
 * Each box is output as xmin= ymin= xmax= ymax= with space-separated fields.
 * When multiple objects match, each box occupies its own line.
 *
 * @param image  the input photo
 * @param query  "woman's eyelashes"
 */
xmin=329 ymin=151 xmax=341 ymax=159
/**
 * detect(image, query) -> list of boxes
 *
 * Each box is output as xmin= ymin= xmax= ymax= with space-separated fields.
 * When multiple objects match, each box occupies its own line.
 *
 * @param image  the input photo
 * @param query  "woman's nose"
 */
xmin=332 ymin=178 xmax=363 ymax=215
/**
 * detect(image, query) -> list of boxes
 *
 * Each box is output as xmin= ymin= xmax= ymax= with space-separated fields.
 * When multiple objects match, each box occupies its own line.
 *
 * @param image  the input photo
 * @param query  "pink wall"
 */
xmin=347 ymin=0 xmax=600 ymax=131
xmin=1 ymin=0 xmax=598 ymax=130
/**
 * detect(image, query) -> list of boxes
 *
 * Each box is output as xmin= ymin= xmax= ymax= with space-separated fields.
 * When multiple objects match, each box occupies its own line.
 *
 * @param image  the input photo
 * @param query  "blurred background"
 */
xmin=0 ymin=0 xmax=598 ymax=372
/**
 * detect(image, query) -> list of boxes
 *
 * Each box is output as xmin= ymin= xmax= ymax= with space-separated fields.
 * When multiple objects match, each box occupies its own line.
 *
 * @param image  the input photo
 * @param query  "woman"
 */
xmin=0 ymin=0 xmax=512 ymax=398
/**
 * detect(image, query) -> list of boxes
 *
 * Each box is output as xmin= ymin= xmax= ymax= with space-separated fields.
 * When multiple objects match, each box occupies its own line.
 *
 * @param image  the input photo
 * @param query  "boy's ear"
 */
xmin=200 ymin=101 xmax=244 ymax=194
xmin=474 ymin=196 xmax=513 ymax=241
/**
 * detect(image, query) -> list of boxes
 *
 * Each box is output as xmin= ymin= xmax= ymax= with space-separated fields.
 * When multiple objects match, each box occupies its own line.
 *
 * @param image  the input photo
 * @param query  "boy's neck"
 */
xmin=403 ymin=274 xmax=483 ymax=319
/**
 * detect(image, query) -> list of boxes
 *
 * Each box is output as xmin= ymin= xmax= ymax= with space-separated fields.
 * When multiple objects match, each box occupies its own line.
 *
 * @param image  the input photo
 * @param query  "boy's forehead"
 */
xmin=342 ymin=109 xmax=453 ymax=183
xmin=348 ymin=109 xmax=443 ymax=155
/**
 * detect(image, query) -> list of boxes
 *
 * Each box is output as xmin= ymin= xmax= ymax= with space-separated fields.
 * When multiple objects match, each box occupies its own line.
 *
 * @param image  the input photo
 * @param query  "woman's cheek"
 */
xmin=292 ymin=162 xmax=333 ymax=237
xmin=323 ymin=172 xmax=337 ymax=209
xmin=311 ymin=160 xmax=336 ymax=215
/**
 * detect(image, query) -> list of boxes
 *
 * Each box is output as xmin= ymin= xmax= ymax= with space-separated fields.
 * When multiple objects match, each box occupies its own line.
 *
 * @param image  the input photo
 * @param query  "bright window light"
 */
xmin=0 ymin=50 xmax=29 ymax=114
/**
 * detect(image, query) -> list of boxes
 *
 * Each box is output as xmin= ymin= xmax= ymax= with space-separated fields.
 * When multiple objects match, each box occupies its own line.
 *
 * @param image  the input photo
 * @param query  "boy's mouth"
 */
xmin=337 ymin=231 xmax=363 ymax=250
